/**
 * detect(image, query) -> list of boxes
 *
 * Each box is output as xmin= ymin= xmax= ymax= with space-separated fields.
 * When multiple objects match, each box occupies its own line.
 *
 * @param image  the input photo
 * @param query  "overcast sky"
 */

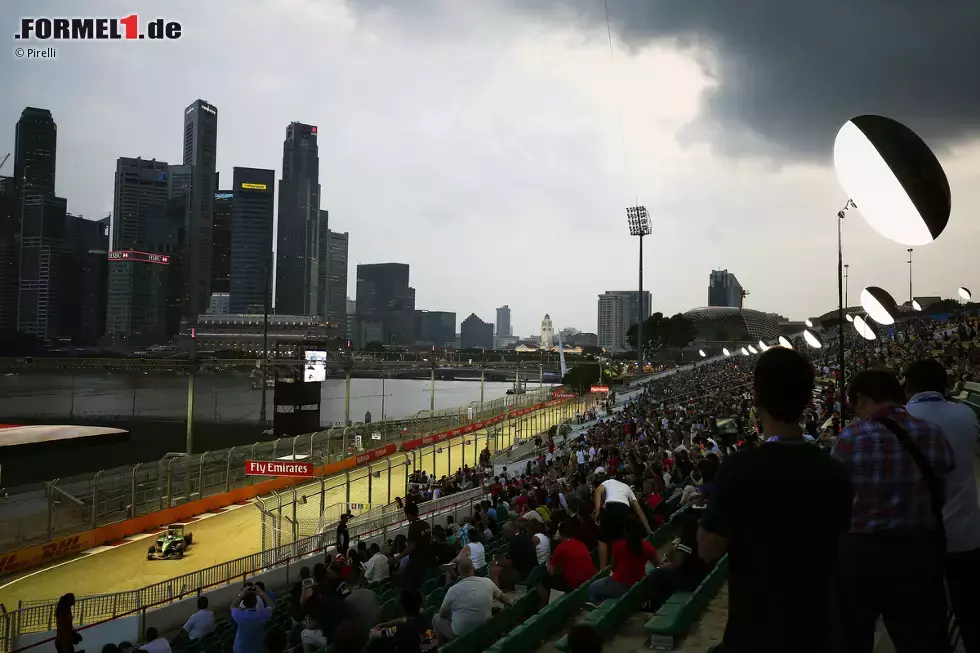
xmin=3 ymin=0 xmax=979 ymax=336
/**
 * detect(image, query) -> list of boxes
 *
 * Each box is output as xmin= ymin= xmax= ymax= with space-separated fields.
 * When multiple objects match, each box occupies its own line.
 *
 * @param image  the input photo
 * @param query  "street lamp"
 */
xmin=912 ymin=299 xmax=922 ymax=311
xmin=748 ymin=345 xmax=758 ymax=354
xmin=740 ymin=347 xmax=750 ymax=356
xmin=803 ymin=329 xmax=824 ymax=349
xmin=805 ymin=319 xmax=813 ymax=328
xmin=698 ymin=349 xmax=706 ymax=358
xmin=758 ymin=340 xmax=769 ymax=352
xmin=959 ymin=287 xmax=972 ymax=301
xmin=861 ymin=286 xmax=900 ymax=326
xmin=846 ymin=314 xmax=854 ymax=323
xmin=778 ymin=336 xmax=793 ymax=349
xmin=722 ymin=347 xmax=731 ymax=357
xmin=627 ymin=205 xmax=652 ymax=373
xmin=907 ymin=249 xmax=913 ymax=305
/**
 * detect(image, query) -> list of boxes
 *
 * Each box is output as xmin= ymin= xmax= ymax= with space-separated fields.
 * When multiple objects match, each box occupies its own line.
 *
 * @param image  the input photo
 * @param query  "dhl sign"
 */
xmin=0 ymin=534 xmax=90 ymax=575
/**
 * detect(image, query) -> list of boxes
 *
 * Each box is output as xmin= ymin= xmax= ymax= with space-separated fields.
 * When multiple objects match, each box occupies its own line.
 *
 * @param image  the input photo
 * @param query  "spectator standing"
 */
xmin=834 ymin=369 xmax=954 ymax=653
xmin=433 ymin=558 xmax=509 ymax=642
xmin=396 ymin=501 xmax=433 ymax=589
xmin=54 ymin=594 xmax=78 ymax=653
xmin=231 ymin=585 xmax=274 ymax=653
xmin=905 ymin=358 xmax=980 ymax=652
xmin=698 ymin=347 xmax=852 ymax=653
xmin=593 ymin=475 xmax=652 ymax=568
xmin=336 ymin=513 xmax=351 ymax=556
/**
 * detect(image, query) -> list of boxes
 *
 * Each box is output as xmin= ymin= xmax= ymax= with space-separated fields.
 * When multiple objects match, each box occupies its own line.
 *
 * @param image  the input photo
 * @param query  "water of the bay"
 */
xmin=0 ymin=374 xmax=549 ymax=425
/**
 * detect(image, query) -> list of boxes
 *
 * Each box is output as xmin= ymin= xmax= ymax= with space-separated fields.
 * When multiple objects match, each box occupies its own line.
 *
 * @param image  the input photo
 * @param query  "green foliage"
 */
xmin=561 ymin=363 xmax=601 ymax=393
xmin=626 ymin=313 xmax=696 ymax=352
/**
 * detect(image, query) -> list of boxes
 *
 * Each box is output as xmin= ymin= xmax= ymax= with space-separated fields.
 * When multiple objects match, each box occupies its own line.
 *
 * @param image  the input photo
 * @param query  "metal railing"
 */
xmin=2 ymin=488 xmax=489 ymax=646
xmin=0 ymin=389 xmax=555 ymax=552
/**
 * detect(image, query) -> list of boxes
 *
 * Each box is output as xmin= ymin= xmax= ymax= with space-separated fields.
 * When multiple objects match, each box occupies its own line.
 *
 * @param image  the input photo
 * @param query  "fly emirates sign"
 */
xmin=245 ymin=460 xmax=315 ymax=477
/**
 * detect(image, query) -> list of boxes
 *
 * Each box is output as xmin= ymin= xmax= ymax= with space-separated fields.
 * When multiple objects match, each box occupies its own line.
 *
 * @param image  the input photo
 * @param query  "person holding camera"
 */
xmin=231 ymin=582 xmax=274 ymax=653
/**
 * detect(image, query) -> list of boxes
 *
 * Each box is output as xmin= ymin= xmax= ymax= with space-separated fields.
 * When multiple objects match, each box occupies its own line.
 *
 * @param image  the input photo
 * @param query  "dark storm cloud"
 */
xmin=351 ymin=0 xmax=980 ymax=161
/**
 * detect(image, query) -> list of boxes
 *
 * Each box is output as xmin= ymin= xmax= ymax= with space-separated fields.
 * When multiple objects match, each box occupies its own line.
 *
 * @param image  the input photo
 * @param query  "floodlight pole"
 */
xmin=907 ymin=249 xmax=913 ymax=305
xmin=837 ymin=200 xmax=855 ymax=421
xmin=637 ymin=229 xmax=644 ymax=373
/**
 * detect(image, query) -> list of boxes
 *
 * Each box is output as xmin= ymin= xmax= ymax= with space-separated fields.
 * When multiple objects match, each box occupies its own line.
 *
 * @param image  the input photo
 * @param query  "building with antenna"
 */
xmin=708 ymin=269 xmax=744 ymax=308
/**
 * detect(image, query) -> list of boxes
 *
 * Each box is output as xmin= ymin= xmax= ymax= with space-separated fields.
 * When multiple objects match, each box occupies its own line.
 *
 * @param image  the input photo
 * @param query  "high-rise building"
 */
xmin=64 ymin=215 xmax=109 ymax=344
xmin=0 ymin=176 xmax=17 ymax=334
xmin=354 ymin=263 xmax=415 ymax=346
xmin=182 ymin=99 xmax=218 ymax=321
xmin=16 ymin=195 xmax=68 ymax=340
xmin=322 ymin=225 xmax=349 ymax=330
xmin=229 ymin=168 xmax=275 ymax=314
xmin=603 ymin=291 xmax=652 ymax=335
xmin=14 ymin=108 xmax=57 ymax=198
xmin=540 ymin=314 xmax=554 ymax=350
xmin=597 ymin=292 xmax=629 ymax=351
xmin=275 ymin=122 xmax=320 ymax=316
xmin=495 ymin=305 xmax=511 ymax=347
xmin=105 ymin=250 xmax=171 ymax=345
xmin=415 ymin=310 xmax=456 ymax=348
xmin=111 ymin=158 xmax=169 ymax=250
xmin=460 ymin=313 xmax=494 ymax=350
xmin=708 ymin=269 xmax=744 ymax=308
xmin=346 ymin=297 xmax=356 ymax=343
xmin=211 ymin=190 xmax=233 ymax=294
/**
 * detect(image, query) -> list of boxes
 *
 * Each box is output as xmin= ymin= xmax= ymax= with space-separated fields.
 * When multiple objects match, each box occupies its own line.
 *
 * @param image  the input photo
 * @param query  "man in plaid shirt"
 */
xmin=833 ymin=369 xmax=954 ymax=653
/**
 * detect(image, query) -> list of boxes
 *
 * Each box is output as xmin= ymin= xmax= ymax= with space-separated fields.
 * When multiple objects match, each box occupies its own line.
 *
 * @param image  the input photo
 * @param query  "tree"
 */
xmin=626 ymin=312 xmax=696 ymax=353
xmin=562 ymin=363 xmax=600 ymax=393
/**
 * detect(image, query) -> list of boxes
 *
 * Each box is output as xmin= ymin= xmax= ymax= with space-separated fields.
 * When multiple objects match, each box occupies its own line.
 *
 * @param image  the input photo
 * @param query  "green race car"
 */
xmin=147 ymin=524 xmax=193 ymax=560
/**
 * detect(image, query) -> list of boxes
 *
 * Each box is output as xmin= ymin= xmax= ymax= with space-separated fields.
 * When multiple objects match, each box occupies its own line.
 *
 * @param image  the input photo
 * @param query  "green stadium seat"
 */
xmin=643 ymin=554 xmax=729 ymax=648
xmin=380 ymin=598 xmax=400 ymax=620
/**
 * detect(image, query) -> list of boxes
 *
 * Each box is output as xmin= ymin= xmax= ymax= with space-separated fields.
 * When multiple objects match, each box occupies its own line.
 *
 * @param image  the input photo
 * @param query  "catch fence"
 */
xmin=0 ymin=389 xmax=552 ymax=552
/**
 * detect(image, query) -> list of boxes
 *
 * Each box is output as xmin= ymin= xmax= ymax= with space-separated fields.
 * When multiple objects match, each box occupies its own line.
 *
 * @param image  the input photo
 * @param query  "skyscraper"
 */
xmin=17 ymin=194 xmax=68 ymax=340
xmin=111 ymin=158 xmax=169 ymax=250
xmin=322 ymin=225 xmax=349 ymax=330
xmin=275 ymin=122 xmax=320 ymax=316
xmin=495 ymin=305 xmax=511 ymax=346
xmin=0 ymin=176 xmax=17 ymax=334
xmin=182 ymin=99 xmax=218 ymax=321
xmin=64 ymin=215 xmax=109 ymax=344
xmin=14 ymin=107 xmax=57 ymax=198
xmin=708 ymin=269 xmax=744 ymax=307
xmin=211 ymin=189 xmax=233 ymax=295
xmin=415 ymin=310 xmax=456 ymax=348
xmin=597 ymin=292 xmax=629 ymax=351
xmin=229 ymin=168 xmax=275 ymax=314
xmin=460 ymin=313 xmax=494 ymax=350
xmin=105 ymin=249 xmax=171 ymax=345
xmin=354 ymin=263 xmax=415 ymax=346
xmin=603 ymin=291 xmax=652 ymax=335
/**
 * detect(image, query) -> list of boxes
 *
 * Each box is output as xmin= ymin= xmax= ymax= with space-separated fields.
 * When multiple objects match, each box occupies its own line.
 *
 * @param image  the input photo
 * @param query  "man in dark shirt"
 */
xmin=490 ymin=521 xmax=538 ymax=591
xmin=396 ymin=501 xmax=432 ymax=590
xmin=698 ymin=347 xmax=852 ymax=653
xmin=336 ymin=512 xmax=351 ymax=555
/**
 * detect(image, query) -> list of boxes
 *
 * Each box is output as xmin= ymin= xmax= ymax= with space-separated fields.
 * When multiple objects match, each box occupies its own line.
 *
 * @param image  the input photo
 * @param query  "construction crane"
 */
xmin=0 ymin=153 xmax=10 ymax=173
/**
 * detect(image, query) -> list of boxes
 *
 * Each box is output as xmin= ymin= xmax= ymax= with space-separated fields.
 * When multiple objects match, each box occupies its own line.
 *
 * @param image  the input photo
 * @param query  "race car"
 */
xmin=147 ymin=524 xmax=193 ymax=560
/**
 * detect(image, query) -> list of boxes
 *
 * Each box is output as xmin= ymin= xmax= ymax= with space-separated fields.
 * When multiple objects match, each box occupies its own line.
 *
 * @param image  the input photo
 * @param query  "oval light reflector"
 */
xmin=861 ymin=286 xmax=899 ymax=325
xmin=959 ymin=287 xmax=972 ymax=301
xmin=740 ymin=347 xmax=749 ymax=356
xmin=853 ymin=315 xmax=878 ymax=341
xmin=846 ymin=314 xmax=854 ymax=322
xmin=803 ymin=329 xmax=823 ymax=349
xmin=778 ymin=336 xmax=792 ymax=349
xmin=748 ymin=345 xmax=758 ymax=354
xmin=833 ymin=115 xmax=950 ymax=246
xmin=698 ymin=349 xmax=706 ymax=357
xmin=805 ymin=319 xmax=813 ymax=328
xmin=722 ymin=348 xmax=731 ymax=357
xmin=758 ymin=340 xmax=769 ymax=351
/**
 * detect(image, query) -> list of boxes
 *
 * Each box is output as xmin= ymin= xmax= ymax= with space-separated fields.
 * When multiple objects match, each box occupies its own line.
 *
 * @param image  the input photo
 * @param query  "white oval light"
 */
xmin=698 ymin=349 xmax=706 ymax=358
xmin=740 ymin=347 xmax=749 ymax=356
xmin=833 ymin=115 xmax=950 ymax=246
xmin=861 ymin=286 xmax=899 ymax=326
xmin=803 ymin=329 xmax=823 ymax=349
xmin=778 ymin=336 xmax=792 ymax=349
xmin=722 ymin=348 xmax=731 ymax=357
xmin=748 ymin=345 xmax=758 ymax=354
xmin=805 ymin=319 xmax=813 ymax=328
xmin=846 ymin=314 xmax=854 ymax=323
xmin=912 ymin=299 xmax=922 ymax=311
xmin=758 ymin=340 xmax=769 ymax=352
xmin=853 ymin=315 xmax=878 ymax=341
xmin=959 ymin=287 xmax=972 ymax=301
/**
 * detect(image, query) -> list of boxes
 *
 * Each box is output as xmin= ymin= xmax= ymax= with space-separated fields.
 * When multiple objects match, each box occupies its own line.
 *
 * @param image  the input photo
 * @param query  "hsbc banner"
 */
xmin=355 ymin=444 xmax=397 ymax=465
xmin=401 ymin=397 xmax=577 ymax=451
xmin=245 ymin=460 xmax=315 ymax=477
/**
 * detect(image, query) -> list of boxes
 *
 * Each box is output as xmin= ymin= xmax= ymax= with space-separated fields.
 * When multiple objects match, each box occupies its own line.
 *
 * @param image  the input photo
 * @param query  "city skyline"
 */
xmin=3 ymin=2 xmax=979 ymax=336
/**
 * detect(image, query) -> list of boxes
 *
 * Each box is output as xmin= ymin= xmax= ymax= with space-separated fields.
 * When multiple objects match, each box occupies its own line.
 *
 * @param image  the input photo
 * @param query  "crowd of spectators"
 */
xmin=60 ymin=313 xmax=980 ymax=653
